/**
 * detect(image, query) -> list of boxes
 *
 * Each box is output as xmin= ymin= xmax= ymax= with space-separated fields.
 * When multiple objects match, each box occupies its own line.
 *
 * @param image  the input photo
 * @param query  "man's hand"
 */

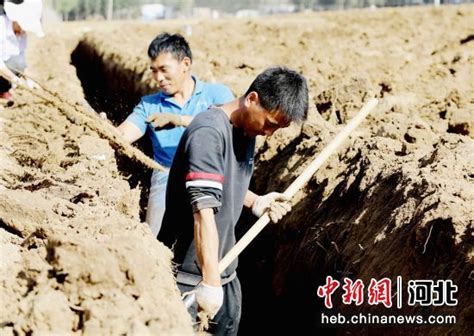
xmin=251 ymin=192 xmax=291 ymax=223
xmin=25 ymin=78 xmax=40 ymax=90
xmin=146 ymin=113 xmax=184 ymax=130
xmin=12 ymin=77 xmax=39 ymax=90
xmin=11 ymin=75 xmax=25 ymax=88
xmin=195 ymin=282 xmax=224 ymax=318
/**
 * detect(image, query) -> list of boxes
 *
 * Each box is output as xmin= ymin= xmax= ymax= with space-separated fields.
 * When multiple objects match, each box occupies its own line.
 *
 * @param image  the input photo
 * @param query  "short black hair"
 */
xmin=147 ymin=33 xmax=192 ymax=62
xmin=245 ymin=67 xmax=308 ymax=123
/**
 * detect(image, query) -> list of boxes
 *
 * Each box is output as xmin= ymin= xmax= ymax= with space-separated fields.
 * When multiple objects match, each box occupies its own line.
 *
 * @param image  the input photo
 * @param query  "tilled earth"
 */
xmin=0 ymin=5 xmax=473 ymax=335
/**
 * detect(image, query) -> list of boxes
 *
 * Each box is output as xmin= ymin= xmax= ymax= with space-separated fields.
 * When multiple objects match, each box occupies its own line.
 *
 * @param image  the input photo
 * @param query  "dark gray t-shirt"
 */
xmin=158 ymin=107 xmax=255 ymax=284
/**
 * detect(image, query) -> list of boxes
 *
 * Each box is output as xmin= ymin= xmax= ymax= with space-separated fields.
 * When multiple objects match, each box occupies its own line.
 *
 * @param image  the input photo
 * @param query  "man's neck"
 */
xmin=221 ymin=97 xmax=245 ymax=127
xmin=172 ymin=76 xmax=195 ymax=106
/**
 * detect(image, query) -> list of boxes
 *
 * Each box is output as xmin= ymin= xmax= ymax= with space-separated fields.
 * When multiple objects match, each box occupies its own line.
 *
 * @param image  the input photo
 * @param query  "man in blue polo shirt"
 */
xmin=116 ymin=33 xmax=234 ymax=236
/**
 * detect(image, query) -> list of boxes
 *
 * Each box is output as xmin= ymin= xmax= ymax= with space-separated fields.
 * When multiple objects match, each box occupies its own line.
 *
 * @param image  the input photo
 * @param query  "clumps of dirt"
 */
xmin=236 ymin=6 xmax=473 ymax=335
xmin=245 ymin=92 xmax=473 ymax=335
xmin=1 ymin=221 xmax=192 ymax=335
xmin=1 ymin=4 xmax=473 ymax=335
xmin=28 ymin=30 xmax=162 ymax=174
xmin=418 ymin=89 xmax=473 ymax=137
xmin=314 ymin=76 xmax=379 ymax=124
xmin=0 ymin=85 xmax=192 ymax=334
xmin=69 ymin=35 xmax=166 ymax=219
xmin=264 ymin=129 xmax=473 ymax=335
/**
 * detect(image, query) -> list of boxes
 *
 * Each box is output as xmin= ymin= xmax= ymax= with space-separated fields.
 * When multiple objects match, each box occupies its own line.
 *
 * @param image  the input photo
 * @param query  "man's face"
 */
xmin=242 ymin=92 xmax=290 ymax=137
xmin=150 ymin=52 xmax=191 ymax=96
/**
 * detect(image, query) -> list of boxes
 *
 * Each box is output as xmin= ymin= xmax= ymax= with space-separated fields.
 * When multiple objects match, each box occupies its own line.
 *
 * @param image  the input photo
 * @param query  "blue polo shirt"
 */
xmin=126 ymin=76 xmax=234 ymax=167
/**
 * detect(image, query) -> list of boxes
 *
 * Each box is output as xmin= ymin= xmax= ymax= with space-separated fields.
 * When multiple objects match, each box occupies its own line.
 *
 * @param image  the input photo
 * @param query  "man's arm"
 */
xmin=0 ymin=64 xmax=20 ymax=83
xmin=116 ymin=120 xmax=144 ymax=143
xmin=184 ymin=127 xmax=225 ymax=282
xmin=194 ymin=206 xmax=224 ymax=318
xmin=180 ymin=115 xmax=193 ymax=127
xmin=183 ymin=127 xmax=226 ymax=317
xmin=194 ymin=208 xmax=221 ymax=286
xmin=117 ymin=99 xmax=148 ymax=143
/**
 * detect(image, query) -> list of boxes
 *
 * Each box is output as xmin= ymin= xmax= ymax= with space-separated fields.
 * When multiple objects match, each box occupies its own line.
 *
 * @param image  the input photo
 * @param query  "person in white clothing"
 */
xmin=0 ymin=0 xmax=44 ymax=104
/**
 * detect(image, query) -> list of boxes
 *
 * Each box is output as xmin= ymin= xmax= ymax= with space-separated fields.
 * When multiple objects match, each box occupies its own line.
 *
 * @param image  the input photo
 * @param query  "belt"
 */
xmin=176 ymin=270 xmax=237 ymax=286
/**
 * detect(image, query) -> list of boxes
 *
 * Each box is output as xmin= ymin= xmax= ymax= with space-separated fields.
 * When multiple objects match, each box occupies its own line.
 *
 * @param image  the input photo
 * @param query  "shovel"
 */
xmin=182 ymin=98 xmax=379 ymax=309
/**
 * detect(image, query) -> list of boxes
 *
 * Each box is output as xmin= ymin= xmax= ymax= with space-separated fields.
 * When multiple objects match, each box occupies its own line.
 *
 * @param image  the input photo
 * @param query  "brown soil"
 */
xmin=0 ymin=4 xmax=473 ymax=335
xmin=0 ymin=25 xmax=192 ymax=335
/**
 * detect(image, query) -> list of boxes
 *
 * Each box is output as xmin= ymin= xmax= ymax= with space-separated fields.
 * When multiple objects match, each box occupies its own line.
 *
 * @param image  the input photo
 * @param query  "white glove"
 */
xmin=25 ymin=78 xmax=40 ymax=90
xmin=10 ymin=75 xmax=23 ymax=88
xmin=195 ymin=283 xmax=224 ymax=318
xmin=251 ymin=192 xmax=291 ymax=223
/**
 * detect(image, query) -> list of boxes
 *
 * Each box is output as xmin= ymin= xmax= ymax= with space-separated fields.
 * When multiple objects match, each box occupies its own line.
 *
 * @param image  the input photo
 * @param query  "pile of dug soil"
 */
xmin=0 ymin=28 xmax=192 ymax=335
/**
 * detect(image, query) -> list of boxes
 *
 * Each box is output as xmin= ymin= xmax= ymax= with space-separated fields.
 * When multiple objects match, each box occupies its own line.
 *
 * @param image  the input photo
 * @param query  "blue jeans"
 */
xmin=146 ymin=169 xmax=169 ymax=236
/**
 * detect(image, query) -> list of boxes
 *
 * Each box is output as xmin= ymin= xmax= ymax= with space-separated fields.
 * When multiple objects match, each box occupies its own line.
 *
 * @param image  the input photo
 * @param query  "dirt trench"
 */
xmin=68 ymin=9 xmax=473 ymax=334
xmin=71 ymin=36 xmax=156 ymax=220
xmin=1 ymin=6 xmax=473 ymax=336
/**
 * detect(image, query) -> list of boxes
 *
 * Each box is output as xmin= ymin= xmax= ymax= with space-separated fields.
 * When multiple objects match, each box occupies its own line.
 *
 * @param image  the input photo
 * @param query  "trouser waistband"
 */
xmin=177 ymin=270 xmax=237 ymax=286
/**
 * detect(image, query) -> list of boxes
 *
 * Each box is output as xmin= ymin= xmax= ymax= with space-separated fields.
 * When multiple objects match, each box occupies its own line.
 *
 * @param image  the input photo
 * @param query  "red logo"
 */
xmin=342 ymin=278 xmax=365 ymax=306
xmin=317 ymin=276 xmax=340 ymax=309
xmin=368 ymin=278 xmax=392 ymax=308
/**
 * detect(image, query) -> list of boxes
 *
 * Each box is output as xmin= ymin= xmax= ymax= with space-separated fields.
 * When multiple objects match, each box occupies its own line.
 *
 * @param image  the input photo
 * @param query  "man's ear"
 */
xmin=245 ymin=91 xmax=260 ymax=107
xmin=182 ymin=57 xmax=192 ymax=72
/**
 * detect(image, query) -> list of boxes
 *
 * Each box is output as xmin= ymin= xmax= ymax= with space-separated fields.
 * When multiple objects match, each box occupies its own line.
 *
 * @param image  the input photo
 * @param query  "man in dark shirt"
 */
xmin=158 ymin=67 xmax=308 ymax=335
